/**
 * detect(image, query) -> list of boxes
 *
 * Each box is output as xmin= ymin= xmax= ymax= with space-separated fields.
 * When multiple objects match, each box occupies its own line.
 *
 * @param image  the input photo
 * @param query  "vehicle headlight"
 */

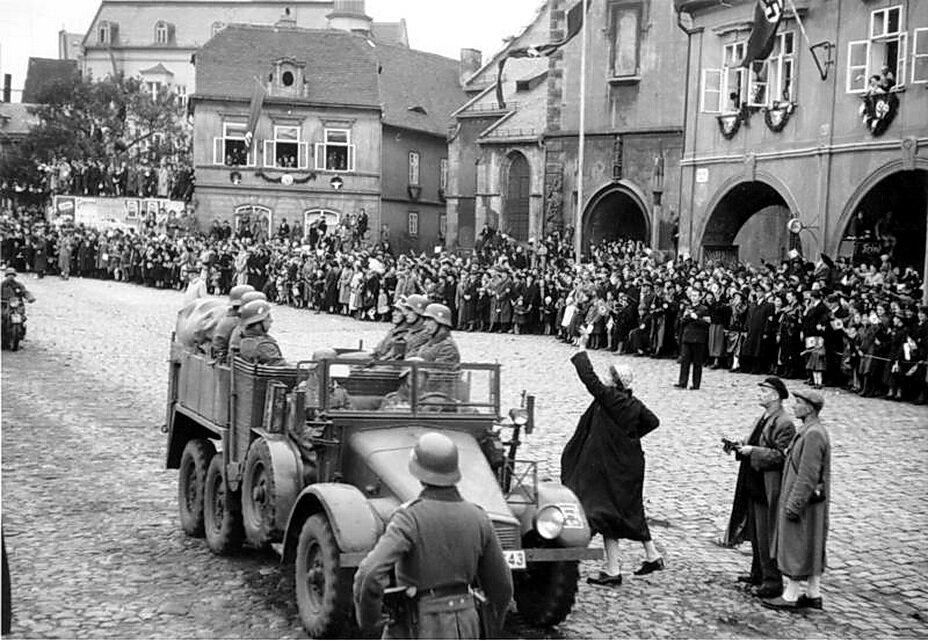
xmin=534 ymin=505 xmax=565 ymax=540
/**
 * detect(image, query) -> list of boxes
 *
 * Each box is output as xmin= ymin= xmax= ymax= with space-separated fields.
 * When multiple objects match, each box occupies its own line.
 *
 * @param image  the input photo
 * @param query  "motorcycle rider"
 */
xmin=1 ymin=267 xmax=35 ymax=339
xmin=211 ymin=284 xmax=255 ymax=360
xmin=353 ymin=432 xmax=513 ymax=639
xmin=238 ymin=299 xmax=288 ymax=366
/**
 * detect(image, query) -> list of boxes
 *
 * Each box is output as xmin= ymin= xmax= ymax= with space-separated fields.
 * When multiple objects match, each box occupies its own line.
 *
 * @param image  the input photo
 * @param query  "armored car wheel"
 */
xmin=242 ymin=438 xmax=279 ymax=549
xmin=514 ymin=555 xmax=579 ymax=628
xmin=294 ymin=514 xmax=355 ymax=638
xmin=204 ymin=453 xmax=244 ymax=555
xmin=177 ymin=439 xmax=215 ymax=537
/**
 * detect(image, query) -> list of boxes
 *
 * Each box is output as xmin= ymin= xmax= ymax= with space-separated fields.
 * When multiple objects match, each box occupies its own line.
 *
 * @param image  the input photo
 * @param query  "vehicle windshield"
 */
xmin=296 ymin=359 xmax=500 ymax=415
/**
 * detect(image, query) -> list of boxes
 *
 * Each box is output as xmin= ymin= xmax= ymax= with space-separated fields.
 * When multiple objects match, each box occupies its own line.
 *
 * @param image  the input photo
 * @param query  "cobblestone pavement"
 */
xmin=2 ymin=277 xmax=927 ymax=639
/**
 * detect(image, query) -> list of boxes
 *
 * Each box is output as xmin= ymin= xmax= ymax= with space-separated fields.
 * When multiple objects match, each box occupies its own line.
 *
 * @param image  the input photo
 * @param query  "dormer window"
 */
xmin=211 ymin=21 xmax=225 ymax=38
xmin=155 ymin=22 xmax=168 ymax=44
xmin=271 ymin=58 xmax=306 ymax=97
xmin=99 ymin=21 xmax=112 ymax=44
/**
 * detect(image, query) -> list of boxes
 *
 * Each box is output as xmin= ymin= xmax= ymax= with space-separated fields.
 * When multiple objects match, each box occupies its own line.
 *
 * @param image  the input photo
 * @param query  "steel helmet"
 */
xmin=403 ymin=294 xmax=430 ymax=316
xmin=240 ymin=300 xmax=272 ymax=326
xmin=240 ymin=291 xmax=268 ymax=306
xmin=393 ymin=294 xmax=408 ymax=310
xmin=408 ymin=432 xmax=461 ymax=487
xmin=423 ymin=303 xmax=453 ymax=328
xmin=229 ymin=284 xmax=255 ymax=307
xmin=4 ymin=266 xmax=16 ymax=277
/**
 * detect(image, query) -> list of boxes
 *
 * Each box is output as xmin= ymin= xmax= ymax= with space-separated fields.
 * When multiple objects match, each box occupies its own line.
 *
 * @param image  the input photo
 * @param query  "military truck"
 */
xmin=165 ymin=341 xmax=601 ymax=636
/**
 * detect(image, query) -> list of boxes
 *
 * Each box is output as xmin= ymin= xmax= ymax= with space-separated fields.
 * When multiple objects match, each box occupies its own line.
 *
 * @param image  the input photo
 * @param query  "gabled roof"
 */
xmin=195 ymin=25 xmax=465 ymax=137
xmin=21 ymin=58 xmax=80 ymax=104
xmin=139 ymin=63 xmax=174 ymax=75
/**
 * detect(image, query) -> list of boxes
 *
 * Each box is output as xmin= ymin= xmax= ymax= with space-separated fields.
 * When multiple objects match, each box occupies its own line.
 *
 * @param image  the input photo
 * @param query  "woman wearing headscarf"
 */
xmin=561 ymin=336 xmax=664 ymax=586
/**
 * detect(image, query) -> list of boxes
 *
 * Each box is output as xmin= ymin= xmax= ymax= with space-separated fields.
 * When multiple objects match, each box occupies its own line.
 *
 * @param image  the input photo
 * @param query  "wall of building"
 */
xmin=447 ymin=116 xmax=497 ymax=248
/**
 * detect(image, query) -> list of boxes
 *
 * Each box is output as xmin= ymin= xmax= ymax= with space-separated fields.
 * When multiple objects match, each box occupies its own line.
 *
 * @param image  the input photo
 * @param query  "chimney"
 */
xmin=3 ymin=75 xmax=11 ymax=103
xmin=276 ymin=6 xmax=297 ymax=27
xmin=459 ymin=48 xmax=482 ymax=85
xmin=327 ymin=0 xmax=372 ymax=36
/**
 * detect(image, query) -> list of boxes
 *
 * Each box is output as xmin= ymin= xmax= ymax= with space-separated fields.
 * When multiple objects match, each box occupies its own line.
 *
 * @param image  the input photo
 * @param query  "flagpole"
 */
xmin=574 ymin=0 xmax=587 ymax=263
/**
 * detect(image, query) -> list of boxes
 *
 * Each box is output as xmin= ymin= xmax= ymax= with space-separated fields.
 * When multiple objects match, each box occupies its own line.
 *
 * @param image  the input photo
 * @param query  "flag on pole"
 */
xmin=496 ymin=0 xmax=591 ymax=109
xmin=740 ymin=0 xmax=784 ymax=67
xmin=243 ymin=78 xmax=266 ymax=151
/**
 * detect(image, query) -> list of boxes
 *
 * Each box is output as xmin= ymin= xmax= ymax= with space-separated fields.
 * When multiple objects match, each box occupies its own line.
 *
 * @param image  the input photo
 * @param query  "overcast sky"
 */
xmin=0 ymin=0 xmax=541 ymax=101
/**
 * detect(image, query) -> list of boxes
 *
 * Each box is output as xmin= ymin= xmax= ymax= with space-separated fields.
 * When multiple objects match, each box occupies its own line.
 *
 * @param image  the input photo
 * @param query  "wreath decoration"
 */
xmin=763 ymin=101 xmax=796 ymax=132
xmin=716 ymin=112 xmax=743 ymax=139
xmin=858 ymin=92 xmax=899 ymax=137
xmin=255 ymin=170 xmax=318 ymax=184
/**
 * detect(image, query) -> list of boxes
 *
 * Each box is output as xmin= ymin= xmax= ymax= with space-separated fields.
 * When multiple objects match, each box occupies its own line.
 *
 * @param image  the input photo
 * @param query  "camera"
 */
xmin=721 ymin=437 xmax=740 ymax=455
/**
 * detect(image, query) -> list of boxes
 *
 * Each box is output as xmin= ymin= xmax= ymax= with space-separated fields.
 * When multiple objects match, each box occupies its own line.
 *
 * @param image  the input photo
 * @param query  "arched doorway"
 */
xmin=582 ymin=182 xmax=650 ymax=250
xmin=234 ymin=204 xmax=272 ymax=240
xmin=837 ymin=169 xmax=927 ymax=274
xmin=505 ymin=153 xmax=530 ymax=241
xmin=701 ymin=181 xmax=794 ymax=265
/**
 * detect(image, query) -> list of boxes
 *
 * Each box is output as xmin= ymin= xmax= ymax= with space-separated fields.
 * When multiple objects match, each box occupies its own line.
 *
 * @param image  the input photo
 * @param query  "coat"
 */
xmin=773 ymin=417 xmax=831 ymax=578
xmin=561 ymin=351 xmax=660 ymax=541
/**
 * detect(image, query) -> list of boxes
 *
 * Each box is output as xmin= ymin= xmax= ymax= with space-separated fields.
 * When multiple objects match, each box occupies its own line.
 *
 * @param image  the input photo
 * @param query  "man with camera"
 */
xmin=723 ymin=377 xmax=795 ymax=599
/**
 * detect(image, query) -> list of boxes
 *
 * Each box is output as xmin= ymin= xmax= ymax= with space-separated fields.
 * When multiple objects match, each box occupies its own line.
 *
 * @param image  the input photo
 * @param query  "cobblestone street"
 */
xmin=2 ymin=277 xmax=927 ymax=638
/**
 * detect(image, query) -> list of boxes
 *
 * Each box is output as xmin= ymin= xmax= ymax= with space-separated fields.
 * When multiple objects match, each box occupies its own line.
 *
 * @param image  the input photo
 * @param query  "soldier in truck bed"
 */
xmin=238 ymin=300 xmax=287 ymax=366
xmin=400 ymin=294 xmax=432 ymax=358
xmin=372 ymin=295 xmax=409 ymax=360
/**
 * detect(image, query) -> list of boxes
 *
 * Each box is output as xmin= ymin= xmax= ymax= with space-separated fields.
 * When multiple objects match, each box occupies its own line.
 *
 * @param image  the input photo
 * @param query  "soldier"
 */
xmin=409 ymin=303 xmax=460 ymax=366
xmin=372 ymin=295 xmax=409 ymax=361
xmin=353 ymin=432 xmax=513 ymax=639
xmin=229 ymin=291 xmax=267 ymax=354
xmin=211 ymin=284 xmax=254 ymax=360
xmin=401 ymin=294 xmax=431 ymax=358
xmin=238 ymin=300 xmax=287 ymax=366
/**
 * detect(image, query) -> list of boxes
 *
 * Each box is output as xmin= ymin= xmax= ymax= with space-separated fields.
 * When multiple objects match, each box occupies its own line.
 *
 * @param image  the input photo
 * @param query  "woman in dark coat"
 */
xmin=561 ymin=341 xmax=664 ymax=585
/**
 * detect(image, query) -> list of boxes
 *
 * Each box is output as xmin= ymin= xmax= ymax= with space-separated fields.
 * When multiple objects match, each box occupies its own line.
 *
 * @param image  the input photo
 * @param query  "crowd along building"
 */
xmin=674 ymin=0 xmax=928 ymax=281
xmin=446 ymin=0 xmax=688 ymax=254
xmin=189 ymin=6 xmax=464 ymax=251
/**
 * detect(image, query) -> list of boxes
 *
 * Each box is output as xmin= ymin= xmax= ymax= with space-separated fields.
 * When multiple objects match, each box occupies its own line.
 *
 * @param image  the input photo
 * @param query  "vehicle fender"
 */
xmin=514 ymin=481 xmax=592 ymax=548
xmin=251 ymin=431 xmax=304 ymax=533
xmin=281 ymin=483 xmax=383 ymax=565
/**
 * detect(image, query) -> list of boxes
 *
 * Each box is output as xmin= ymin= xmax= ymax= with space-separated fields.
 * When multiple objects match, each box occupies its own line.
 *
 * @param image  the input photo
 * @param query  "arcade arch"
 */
xmin=581 ymin=181 xmax=650 ymax=251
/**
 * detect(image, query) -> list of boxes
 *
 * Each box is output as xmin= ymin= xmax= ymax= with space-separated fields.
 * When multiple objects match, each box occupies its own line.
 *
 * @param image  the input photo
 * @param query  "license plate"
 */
xmin=504 ymin=550 xmax=526 ymax=570
xmin=10 ymin=314 xmax=21 ymax=323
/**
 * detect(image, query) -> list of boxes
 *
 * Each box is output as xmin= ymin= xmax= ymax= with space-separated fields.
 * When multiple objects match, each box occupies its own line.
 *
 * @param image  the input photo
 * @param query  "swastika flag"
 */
xmin=740 ymin=0 xmax=785 ymax=67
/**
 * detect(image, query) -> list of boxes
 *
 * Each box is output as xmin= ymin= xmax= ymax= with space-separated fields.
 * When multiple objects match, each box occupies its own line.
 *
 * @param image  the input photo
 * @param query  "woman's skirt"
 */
xmin=708 ymin=324 xmax=726 ymax=358
xmin=725 ymin=330 xmax=744 ymax=356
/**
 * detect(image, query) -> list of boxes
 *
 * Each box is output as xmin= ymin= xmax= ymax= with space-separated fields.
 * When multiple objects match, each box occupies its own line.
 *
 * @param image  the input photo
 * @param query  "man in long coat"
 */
xmin=764 ymin=389 xmax=830 ymax=611
xmin=561 ymin=340 xmax=663 ymax=585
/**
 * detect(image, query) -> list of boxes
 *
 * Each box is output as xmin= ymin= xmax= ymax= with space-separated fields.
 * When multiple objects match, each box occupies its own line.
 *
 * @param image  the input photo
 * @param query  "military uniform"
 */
xmin=403 ymin=319 xmax=430 ymax=358
xmin=239 ymin=325 xmax=286 ymax=365
xmin=211 ymin=311 xmax=240 ymax=359
xmin=353 ymin=485 xmax=513 ymax=639
xmin=374 ymin=323 xmax=409 ymax=360
xmin=408 ymin=328 xmax=460 ymax=366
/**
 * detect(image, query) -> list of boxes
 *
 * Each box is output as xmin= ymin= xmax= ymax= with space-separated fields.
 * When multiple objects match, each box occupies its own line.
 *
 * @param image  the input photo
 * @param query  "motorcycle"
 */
xmin=2 ymin=295 xmax=33 ymax=351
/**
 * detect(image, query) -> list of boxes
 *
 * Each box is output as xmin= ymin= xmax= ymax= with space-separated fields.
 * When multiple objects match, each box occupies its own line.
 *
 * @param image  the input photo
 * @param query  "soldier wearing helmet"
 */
xmin=238 ymin=299 xmax=287 ymax=366
xmin=229 ymin=291 xmax=267 ymax=354
xmin=211 ymin=284 xmax=255 ymax=360
xmin=353 ymin=432 xmax=513 ymax=639
xmin=372 ymin=295 xmax=410 ymax=361
xmin=400 ymin=294 xmax=431 ymax=357
xmin=408 ymin=303 xmax=460 ymax=366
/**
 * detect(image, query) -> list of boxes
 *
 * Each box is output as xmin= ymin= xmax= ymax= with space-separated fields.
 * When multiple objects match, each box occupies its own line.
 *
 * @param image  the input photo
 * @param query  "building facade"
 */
xmin=447 ymin=0 xmax=688 ymax=254
xmin=80 ymin=0 xmax=407 ymax=101
xmin=675 ymin=0 xmax=928 ymax=281
xmin=190 ymin=15 xmax=462 ymax=252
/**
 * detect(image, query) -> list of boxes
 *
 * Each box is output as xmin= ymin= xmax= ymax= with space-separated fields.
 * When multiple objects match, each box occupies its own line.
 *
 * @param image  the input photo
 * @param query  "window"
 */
xmin=264 ymin=125 xmax=308 ymax=169
xmin=701 ymin=69 xmax=723 ymax=113
xmin=747 ymin=31 xmax=796 ymax=106
xmin=609 ymin=4 xmax=641 ymax=77
xmin=701 ymin=41 xmax=747 ymax=114
xmin=214 ymin=121 xmax=253 ymax=167
xmin=439 ymin=213 xmax=447 ymax=237
xmin=155 ymin=21 xmax=168 ymax=44
xmin=408 ymin=151 xmax=420 ymax=185
xmin=174 ymin=84 xmax=187 ymax=107
xmin=314 ymin=128 xmax=355 ymax=172
xmin=407 ymin=211 xmax=419 ymax=237
xmin=234 ymin=205 xmax=272 ymax=238
xmin=211 ymin=21 xmax=225 ymax=37
xmin=914 ymin=28 xmax=928 ymax=83
xmin=99 ymin=21 xmax=111 ymax=44
xmin=145 ymin=81 xmax=161 ymax=101
xmin=439 ymin=158 xmax=448 ymax=192
xmin=847 ymin=5 xmax=907 ymax=93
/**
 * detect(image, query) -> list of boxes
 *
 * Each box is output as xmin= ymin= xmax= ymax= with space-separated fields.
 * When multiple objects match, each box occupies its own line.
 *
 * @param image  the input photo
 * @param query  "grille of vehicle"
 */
xmin=493 ymin=522 xmax=521 ymax=550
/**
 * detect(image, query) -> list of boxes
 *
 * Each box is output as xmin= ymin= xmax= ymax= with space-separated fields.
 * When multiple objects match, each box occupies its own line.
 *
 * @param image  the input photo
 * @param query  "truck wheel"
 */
xmin=294 ymin=514 xmax=355 ymax=638
xmin=177 ymin=439 xmax=215 ymax=537
xmin=204 ymin=453 xmax=244 ymax=555
xmin=514 ymin=559 xmax=579 ymax=628
xmin=242 ymin=438 xmax=279 ymax=549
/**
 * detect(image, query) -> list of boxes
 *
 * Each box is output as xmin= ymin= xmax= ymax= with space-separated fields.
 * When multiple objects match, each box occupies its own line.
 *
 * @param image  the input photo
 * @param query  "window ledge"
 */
xmin=608 ymin=75 xmax=641 ymax=85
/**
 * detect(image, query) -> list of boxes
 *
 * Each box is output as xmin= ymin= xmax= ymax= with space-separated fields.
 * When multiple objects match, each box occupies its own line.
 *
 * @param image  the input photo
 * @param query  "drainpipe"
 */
xmin=675 ymin=6 xmax=699 ymax=258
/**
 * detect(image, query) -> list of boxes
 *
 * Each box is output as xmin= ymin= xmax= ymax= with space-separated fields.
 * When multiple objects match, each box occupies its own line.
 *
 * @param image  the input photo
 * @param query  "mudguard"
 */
xmin=281 ymin=483 xmax=383 ymax=565
xmin=251 ymin=431 xmax=304 ymax=533
xmin=512 ymin=481 xmax=592 ymax=548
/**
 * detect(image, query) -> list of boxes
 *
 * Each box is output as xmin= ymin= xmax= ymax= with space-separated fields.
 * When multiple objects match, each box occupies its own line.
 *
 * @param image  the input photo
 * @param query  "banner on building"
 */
xmin=243 ymin=78 xmax=267 ymax=151
xmin=740 ymin=0 xmax=784 ymax=67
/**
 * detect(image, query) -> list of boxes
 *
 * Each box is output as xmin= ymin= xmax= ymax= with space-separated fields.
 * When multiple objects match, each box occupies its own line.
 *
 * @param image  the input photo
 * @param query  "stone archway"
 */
xmin=699 ymin=180 xmax=794 ymax=265
xmin=581 ymin=181 xmax=650 ymax=250
xmin=503 ymin=152 xmax=531 ymax=241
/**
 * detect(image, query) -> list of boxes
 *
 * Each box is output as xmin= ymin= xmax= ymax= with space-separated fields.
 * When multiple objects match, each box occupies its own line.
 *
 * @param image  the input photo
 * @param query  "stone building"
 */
xmin=675 ymin=0 xmax=928 ymax=280
xmin=446 ymin=0 xmax=688 ymax=254
xmin=189 ymin=10 xmax=464 ymax=252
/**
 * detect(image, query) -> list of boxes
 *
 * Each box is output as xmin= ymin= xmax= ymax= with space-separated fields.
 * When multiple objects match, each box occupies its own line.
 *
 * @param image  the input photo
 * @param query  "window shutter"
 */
xmin=298 ymin=142 xmax=309 ymax=170
xmin=896 ymin=31 xmax=907 ymax=88
xmin=214 ymin=137 xmax=223 ymax=165
xmin=914 ymin=28 xmax=928 ymax=83
xmin=846 ymin=40 xmax=870 ymax=93
xmin=348 ymin=144 xmax=356 ymax=172
xmin=110 ymin=22 xmax=119 ymax=44
xmin=264 ymin=140 xmax=274 ymax=167
xmin=167 ymin=23 xmax=176 ymax=44
xmin=701 ymin=69 xmax=722 ymax=113
xmin=314 ymin=143 xmax=325 ymax=170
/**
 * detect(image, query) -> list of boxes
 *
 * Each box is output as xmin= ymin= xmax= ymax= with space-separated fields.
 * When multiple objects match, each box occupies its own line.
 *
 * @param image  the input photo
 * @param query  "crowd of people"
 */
xmin=2 ymin=200 xmax=925 ymax=404
xmin=36 ymin=154 xmax=195 ymax=202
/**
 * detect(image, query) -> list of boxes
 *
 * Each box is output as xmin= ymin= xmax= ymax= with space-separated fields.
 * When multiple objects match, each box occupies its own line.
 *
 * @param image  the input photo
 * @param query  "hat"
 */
xmin=608 ymin=363 xmax=634 ymax=389
xmin=793 ymin=389 xmax=825 ymax=412
xmin=759 ymin=376 xmax=789 ymax=400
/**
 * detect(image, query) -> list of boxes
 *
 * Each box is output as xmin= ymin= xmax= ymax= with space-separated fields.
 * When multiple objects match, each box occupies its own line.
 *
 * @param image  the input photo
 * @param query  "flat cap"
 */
xmin=793 ymin=389 xmax=825 ymax=412
xmin=759 ymin=376 xmax=789 ymax=400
